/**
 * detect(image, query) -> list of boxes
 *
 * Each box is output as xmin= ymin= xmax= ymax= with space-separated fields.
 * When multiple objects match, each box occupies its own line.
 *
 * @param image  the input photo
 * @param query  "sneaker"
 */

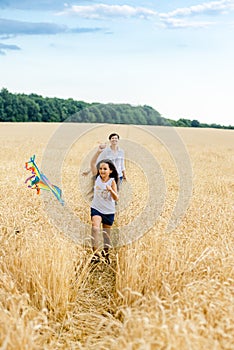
xmin=101 ymin=250 xmax=111 ymax=264
xmin=90 ymin=253 xmax=100 ymax=264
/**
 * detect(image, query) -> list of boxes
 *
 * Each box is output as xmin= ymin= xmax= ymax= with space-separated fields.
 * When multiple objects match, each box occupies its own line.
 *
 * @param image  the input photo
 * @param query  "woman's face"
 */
xmin=110 ymin=135 xmax=119 ymax=146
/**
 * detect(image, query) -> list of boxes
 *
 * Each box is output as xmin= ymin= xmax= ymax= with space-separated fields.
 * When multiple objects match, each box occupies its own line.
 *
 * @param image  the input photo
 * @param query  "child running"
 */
xmin=90 ymin=158 xmax=119 ymax=264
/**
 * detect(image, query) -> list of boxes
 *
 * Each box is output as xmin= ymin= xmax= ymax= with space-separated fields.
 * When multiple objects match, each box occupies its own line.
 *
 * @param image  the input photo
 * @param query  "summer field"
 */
xmin=0 ymin=122 xmax=233 ymax=350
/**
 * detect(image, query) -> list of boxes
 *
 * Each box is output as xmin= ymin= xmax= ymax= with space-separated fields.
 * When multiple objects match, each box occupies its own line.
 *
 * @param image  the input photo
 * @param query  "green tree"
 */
xmin=91 ymin=106 xmax=105 ymax=123
xmin=0 ymin=96 xmax=5 ymax=121
xmin=1 ymin=88 xmax=14 ymax=121
xmin=12 ymin=95 xmax=28 ymax=122
xmin=177 ymin=118 xmax=191 ymax=127
xmin=26 ymin=98 xmax=41 ymax=121
xmin=191 ymin=119 xmax=200 ymax=127
xmin=1 ymin=88 xmax=232 ymax=129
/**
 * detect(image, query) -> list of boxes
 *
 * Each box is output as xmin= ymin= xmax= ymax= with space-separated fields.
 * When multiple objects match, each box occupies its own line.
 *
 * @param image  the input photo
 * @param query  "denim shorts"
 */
xmin=91 ymin=208 xmax=115 ymax=226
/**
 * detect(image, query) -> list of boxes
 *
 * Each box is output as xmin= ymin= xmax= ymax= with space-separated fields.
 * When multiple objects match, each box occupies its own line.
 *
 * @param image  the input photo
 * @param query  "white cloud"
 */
xmin=57 ymin=4 xmax=157 ymax=19
xmin=159 ymin=0 xmax=234 ymax=29
xmin=56 ymin=1 xmax=234 ymax=29
xmin=161 ymin=17 xmax=215 ymax=29
xmin=160 ymin=0 xmax=234 ymax=19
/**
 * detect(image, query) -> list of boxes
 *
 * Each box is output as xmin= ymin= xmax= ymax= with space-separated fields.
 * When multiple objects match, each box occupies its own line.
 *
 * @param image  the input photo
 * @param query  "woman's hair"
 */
xmin=108 ymin=133 xmax=119 ymax=140
xmin=96 ymin=159 xmax=119 ymax=186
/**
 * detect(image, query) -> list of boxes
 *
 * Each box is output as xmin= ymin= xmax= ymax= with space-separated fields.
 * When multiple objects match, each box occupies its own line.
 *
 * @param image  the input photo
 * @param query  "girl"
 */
xmin=90 ymin=158 xmax=119 ymax=264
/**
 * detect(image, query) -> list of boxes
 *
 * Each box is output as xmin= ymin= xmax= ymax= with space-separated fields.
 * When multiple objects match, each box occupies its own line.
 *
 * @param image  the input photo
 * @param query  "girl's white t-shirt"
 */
xmin=91 ymin=176 xmax=115 ymax=214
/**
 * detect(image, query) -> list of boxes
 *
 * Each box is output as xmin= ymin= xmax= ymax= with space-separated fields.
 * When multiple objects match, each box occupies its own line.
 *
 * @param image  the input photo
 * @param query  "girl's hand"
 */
xmin=98 ymin=143 xmax=106 ymax=152
xmin=106 ymin=185 xmax=112 ymax=192
xmin=107 ymin=184 xmax=119 ymax=201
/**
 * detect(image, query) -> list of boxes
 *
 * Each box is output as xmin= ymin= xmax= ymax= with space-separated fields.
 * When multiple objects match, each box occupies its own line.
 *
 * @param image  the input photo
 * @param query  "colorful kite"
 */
xmin=25 ymin=155 xmax=64 ymax=205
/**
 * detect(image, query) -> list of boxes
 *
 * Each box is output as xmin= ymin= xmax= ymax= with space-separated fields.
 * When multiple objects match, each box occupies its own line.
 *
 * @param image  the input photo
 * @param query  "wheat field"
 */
xmin=0 ymin=122 xmax=233 ymax=350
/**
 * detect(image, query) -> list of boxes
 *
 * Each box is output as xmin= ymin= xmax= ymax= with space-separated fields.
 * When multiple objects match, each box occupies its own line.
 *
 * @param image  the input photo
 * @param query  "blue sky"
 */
xmin=0 ymin=0 xmax=234 ymax=126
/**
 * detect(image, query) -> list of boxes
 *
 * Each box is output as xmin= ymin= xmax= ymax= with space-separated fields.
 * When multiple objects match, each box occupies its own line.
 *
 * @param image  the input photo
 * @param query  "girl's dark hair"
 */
xmin=96 ymin=159 xmax=119 ymax=187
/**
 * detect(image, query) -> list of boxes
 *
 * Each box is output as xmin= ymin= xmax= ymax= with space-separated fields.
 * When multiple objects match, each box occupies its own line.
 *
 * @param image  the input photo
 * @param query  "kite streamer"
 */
xmin=25 ymin=155 xmax=64 ymax=205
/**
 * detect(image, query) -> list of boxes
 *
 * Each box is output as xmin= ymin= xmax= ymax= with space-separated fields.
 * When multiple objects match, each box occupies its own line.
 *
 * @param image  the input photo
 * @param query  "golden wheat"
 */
xmin=0 ymin=123 xmax=233 ymax=349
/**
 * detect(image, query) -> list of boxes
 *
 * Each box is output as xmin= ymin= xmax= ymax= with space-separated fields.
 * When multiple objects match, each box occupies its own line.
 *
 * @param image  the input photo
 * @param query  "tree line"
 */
xmin=0 ymin=88 xmax=233 ymax=129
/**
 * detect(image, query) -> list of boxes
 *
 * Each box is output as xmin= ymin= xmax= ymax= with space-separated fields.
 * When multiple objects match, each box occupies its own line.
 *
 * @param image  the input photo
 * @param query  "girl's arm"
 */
xmin=90 ymin=145 xmax=106 ymax=175
xmin=106 ymin=180 xmax=119 ymax=201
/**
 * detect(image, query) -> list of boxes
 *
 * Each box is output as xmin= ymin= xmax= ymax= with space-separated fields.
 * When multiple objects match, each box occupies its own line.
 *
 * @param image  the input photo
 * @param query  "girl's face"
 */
xmin=99 ymin=162 xmax=112 ymax=179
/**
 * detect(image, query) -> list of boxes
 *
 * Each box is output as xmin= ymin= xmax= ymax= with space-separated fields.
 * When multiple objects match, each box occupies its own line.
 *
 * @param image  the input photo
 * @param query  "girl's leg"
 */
xmin=91 ymin=215 xmax=102 ymax=253
xmin=102 ymin=224 xmax=111 ymax=252
xmin=102 ymin=224 xmax=112 ymax=264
